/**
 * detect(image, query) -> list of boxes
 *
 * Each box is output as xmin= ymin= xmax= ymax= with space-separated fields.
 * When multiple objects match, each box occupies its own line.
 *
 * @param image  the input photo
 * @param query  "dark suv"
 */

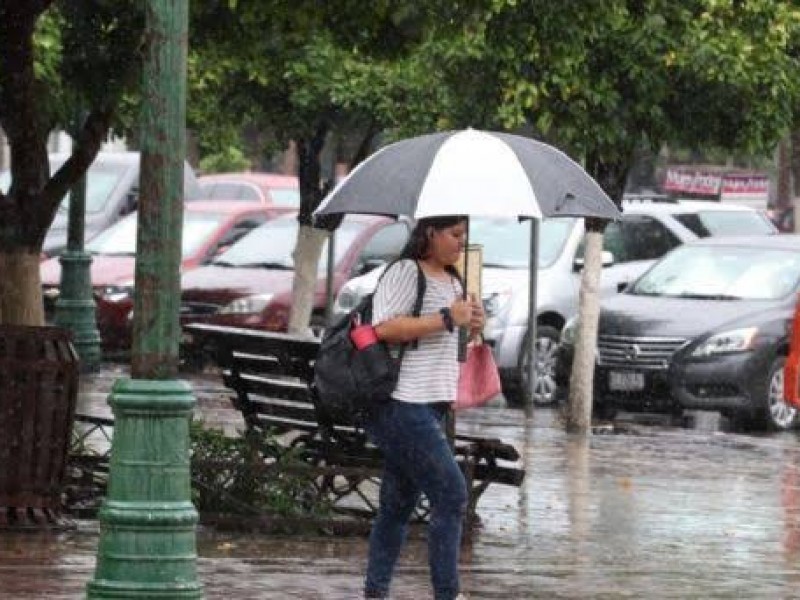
xmin=556 ymin=235 xmax=800 ymax=430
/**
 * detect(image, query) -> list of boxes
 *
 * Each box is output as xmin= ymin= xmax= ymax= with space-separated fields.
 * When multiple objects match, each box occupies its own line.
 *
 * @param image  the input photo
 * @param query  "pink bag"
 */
xmin=455 ymin=343 xmax=502 ymax=410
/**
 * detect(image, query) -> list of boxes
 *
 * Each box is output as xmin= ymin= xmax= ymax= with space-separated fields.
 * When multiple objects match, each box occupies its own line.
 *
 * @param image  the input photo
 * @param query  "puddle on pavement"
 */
xmin=8 ymin=375 xmax=800 ymax=598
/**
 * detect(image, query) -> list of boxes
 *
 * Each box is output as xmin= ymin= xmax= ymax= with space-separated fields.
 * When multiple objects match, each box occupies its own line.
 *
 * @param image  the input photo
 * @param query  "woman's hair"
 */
xmin=400 ymin=215 xmax=467 ymax=260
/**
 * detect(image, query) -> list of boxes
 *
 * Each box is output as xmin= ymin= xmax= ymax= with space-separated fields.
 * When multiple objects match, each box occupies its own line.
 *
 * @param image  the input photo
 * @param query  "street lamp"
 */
xmin=87 ymin=1 xmax=201 ymax=597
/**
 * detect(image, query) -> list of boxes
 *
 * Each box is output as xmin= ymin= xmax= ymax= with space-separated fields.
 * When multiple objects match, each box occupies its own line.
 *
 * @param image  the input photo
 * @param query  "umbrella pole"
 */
xmin=527 ymin=219 xmax=539 ymax=407
xmin=458 ymin=218 xmax=470 ymax=362
xmin=324 ymin=229 xmax=336 ymax=327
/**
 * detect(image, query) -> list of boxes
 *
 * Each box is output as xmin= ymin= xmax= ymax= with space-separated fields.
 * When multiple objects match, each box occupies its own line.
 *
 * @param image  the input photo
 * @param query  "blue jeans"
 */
xmin=363 ymin=400 xmax=467 ymax=600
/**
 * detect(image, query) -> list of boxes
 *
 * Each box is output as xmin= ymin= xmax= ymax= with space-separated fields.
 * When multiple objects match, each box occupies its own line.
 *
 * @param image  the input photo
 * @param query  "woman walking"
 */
xmin=364 ymin=215 xmax=485 ymax=600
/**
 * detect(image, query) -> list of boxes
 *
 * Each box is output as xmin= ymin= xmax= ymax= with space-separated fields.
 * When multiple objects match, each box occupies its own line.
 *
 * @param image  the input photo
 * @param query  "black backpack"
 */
xmin=312 ymin=260 xmax=425 ymax=426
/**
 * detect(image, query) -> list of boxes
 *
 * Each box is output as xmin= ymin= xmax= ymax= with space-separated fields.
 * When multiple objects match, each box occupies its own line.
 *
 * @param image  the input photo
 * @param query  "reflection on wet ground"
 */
xmin=2 ymin=371 xmax=800 ymax=598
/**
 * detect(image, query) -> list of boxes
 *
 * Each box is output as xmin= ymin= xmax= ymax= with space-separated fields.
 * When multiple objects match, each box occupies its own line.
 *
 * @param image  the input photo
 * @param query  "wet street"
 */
xmin=2 ymin=368 xmax=800 ymax=598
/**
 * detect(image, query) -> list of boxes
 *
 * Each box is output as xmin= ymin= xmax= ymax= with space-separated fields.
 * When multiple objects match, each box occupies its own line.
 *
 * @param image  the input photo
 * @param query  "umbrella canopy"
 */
xmin=315 ymin=129 xmax=621 ymax=221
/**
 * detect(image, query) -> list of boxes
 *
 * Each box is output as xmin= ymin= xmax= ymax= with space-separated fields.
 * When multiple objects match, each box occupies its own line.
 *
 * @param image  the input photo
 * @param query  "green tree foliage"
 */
xmin=484 ymin=0 xmax=800 ymax=196
xmin=188 ymin=2 xmax=496 ymax=216
xmin=0 ymin=0 xmax=142 ymax=253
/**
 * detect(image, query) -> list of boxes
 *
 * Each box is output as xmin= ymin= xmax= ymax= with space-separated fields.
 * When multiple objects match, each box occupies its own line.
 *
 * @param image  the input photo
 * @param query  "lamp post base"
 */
xmin=87 ymin=378 xmax=202 ymax=599
xmin=55 ymin=250 xmax=102 ymax=369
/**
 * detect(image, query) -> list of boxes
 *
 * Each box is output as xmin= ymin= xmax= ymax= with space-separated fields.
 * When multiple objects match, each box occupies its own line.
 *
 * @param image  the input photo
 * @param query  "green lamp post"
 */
xmin=54 ymin=147 xmax=102 ymax=370
xmin=87 ymin=1 xmax=202 ymax=597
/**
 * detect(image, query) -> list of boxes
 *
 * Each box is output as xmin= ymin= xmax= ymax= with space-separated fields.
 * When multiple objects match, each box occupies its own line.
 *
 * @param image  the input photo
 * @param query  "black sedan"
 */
xmin=556 ymin=235 xmax=800 ymax=430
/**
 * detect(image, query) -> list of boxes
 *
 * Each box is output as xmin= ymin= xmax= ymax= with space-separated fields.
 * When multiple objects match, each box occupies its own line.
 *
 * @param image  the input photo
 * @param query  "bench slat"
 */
xmin=184 ymin=322 xmax=526 ymax=515
xmin=225 ymin=372 xmax=312 ymax=405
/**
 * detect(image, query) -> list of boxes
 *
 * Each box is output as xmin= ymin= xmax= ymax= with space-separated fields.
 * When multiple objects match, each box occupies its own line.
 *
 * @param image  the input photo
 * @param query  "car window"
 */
xmin=631 ymin=245 xmax=800 ymax=300
xmin=673 ymin=210 xmax=776 ymax=237
xmin=212 ymin=216 xmax=364 ymax=272
xmin=356 ymin=223 xmax=409 ymax=265
xmin=269 ymin=188 xmax=300 ymax=207
xmin=470 ymin=217 xmax=575 ymax=269
xmin=605 ymin=216 xmax=681 ymax=263
xmin=197 ymin=182 xmax=262 ymax=202
xmin=3 ymin=164 xmax=130 ymax=215
xmin=86 ymin=211 xmax=227 ymax=258
xmin=210 ymin=216 xmax=269 ymax=256
xmin=50 ymin=161 xmax=131 ymax=214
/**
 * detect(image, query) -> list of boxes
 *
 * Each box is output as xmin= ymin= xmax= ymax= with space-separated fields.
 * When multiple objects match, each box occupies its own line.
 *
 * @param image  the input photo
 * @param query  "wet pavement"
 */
xmin=2 ymin=365 xmax=800 ymax=598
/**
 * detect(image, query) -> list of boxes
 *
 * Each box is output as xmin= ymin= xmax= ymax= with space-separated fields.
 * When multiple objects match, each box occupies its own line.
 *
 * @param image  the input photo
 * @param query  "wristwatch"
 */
xmin=439 ymin=307 xmax=455 ymax=333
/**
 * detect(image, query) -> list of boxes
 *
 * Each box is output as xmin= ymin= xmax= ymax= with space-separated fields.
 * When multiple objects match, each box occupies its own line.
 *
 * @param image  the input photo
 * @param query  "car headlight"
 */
xmin=99 ymin=284 xmax=134 ymax=303
xmin=483 ymin=289 xmax=513 ymax=318
xmin=219 ymin=294 xmax=274 ymax=315
xmin=691 ymin=327 xmax=758 ymax=357
xmin=335 ymin=288 xmax=362 ymax=313
xmin=560 ymin=316 xmax=579 ymax=346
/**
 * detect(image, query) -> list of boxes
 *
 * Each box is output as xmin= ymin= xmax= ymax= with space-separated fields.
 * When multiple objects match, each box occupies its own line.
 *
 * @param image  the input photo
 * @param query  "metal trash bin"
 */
xmin=0 ymin=325 xmax=79 ymax=529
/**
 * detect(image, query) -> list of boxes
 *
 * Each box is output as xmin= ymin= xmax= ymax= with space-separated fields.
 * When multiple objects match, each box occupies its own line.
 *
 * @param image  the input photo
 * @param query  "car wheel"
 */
xmin=309 ymin=314 xmax=327 ymax=338
xmin=507 ymin=325 xmax=561 ymax=407
xmin=762 ymin=356 xmax=798 ymax=431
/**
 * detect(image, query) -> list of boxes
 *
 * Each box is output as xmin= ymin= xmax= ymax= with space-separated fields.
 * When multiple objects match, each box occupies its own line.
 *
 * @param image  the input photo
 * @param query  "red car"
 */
xmin=40 ymin=201 xmax=293 ymax=349
xmin=179 ymin=213 xmax=412 ymax=334
xmin=194 ymin=172 xmax=300 ymax=207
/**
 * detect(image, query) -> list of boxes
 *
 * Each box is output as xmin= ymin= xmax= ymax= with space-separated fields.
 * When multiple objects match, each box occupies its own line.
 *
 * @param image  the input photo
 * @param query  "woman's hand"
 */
xmin=468 ymin=293 xmax=485 ymax=338
xmin=450 ymin=298 xmax=472 ymax=328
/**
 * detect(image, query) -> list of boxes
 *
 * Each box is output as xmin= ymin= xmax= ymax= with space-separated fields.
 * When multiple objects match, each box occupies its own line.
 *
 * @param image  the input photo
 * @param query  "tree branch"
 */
xmin=348 ymin=120 xmax=379 ymax=171
xmin=39 ymin=107 xmax=114 ymax=224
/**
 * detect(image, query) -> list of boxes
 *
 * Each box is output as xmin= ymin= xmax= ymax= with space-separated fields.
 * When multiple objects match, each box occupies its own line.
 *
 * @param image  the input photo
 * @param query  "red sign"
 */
xmin=663 ymin=168 xmax=722 ymax=196
xmin=720 ymin=174 xmax=769 ymax=197
xmin=663 ymin=167 xmax=768 ymax=199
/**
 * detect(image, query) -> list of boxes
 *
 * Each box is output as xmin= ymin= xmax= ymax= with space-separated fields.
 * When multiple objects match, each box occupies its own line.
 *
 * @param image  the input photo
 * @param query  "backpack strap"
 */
xmin=408 ymin=260 xmax=426 ymax=351
xmin=374 ymin=258 xmax=426 ymax=357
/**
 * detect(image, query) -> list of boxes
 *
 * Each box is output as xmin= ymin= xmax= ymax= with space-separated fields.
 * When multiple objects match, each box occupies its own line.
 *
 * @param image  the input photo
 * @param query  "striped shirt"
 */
xmin=372 ymin=259 xmax=462 ymax=404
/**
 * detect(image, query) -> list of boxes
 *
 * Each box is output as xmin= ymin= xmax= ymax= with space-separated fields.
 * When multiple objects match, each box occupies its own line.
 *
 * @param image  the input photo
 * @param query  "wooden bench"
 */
xmin=184 ymin=322 xmax=525 ymax=525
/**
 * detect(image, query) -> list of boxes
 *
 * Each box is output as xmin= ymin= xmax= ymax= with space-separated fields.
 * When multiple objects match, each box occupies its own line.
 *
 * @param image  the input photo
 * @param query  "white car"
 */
xmin=333 ymin=198 xmax=778 ymax=405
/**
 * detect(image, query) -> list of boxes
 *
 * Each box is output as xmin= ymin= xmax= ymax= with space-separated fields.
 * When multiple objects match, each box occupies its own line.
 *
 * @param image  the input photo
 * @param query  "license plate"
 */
xmin=608 ymin=371 xmax=645 ymax=392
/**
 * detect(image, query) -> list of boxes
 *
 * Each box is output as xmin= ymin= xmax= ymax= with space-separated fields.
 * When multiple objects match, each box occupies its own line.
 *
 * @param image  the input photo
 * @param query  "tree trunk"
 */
xmin=791 ymin=126 xmax=800 ymax=198
xmin=565 ymin=220 xmax=604 ymax=433
xmin=287 ymin=225 xmax=327 ymax=335
xmin=0 ymin=251 xmax=45 ymax=325
xmin=777 ymin=136 xmax=792 ymax=211
xmin=565 ymin=152 xmax=629 ymax=434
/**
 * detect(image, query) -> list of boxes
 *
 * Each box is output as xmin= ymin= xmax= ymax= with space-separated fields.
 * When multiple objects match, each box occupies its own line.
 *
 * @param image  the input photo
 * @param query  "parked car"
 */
xmin=40 ymin=201 xmax=289 ymax=349
xmin=556 ymin=235 xmax=800 ymax=430
xmin=334 ymin=199 xmax=778 ymax=406
xmin=767 ymin=206 xmax=795 ymax=233
xmin=0 ymin=151 xmax=201 ymax=257
xmin=194 ymin=172 xmax=300 ymax=207
xmin=179 ymin=213 xmax=412 ymax=334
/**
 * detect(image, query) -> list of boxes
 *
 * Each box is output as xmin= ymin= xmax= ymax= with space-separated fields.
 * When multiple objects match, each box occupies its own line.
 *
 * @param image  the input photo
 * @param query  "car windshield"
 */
xmin=57 ymin=162 xmax=130 ymax=214
xmin=196 ymin=181 xmax=300 ymax=208
xmin=211 ymin=216 xmax=363 ymax=272
xmin=673 ymin=210 xmax=775 ymax=237
xmin=1 ymin=162 xmax=129 ymax=213
xmin=470 ymin=217 xmax=575 ymax=269
xmin=268 ymin=188 xmax=300 ymax=207
xmin=86 ymin=212 xmax=226 ymax=258
xmin=630 ymin=244 xmax=800 ymax=300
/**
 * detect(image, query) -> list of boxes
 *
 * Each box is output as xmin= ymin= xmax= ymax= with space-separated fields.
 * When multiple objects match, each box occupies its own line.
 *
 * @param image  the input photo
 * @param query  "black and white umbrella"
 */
xmin=314 ymin=128 xmax=621 ymax=376
xmin=315 ymin=129 xmax=621 ymax=221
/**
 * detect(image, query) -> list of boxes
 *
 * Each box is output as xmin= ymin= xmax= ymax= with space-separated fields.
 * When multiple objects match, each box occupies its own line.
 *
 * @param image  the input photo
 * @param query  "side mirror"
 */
xmin=601 ymin=250 xmax=615 ymax=267
xmin=357 ymin=258 xmax=385 ymax=276
xmin=573 ymin=251 xmax=615 ymax=271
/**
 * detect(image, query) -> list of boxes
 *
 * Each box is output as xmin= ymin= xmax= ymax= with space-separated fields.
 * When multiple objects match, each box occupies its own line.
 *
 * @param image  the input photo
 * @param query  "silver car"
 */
xmin=333 ymin=199 xmax=777 ymax=405
xmin=1 ymin=151 xmax=200 ymax=257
